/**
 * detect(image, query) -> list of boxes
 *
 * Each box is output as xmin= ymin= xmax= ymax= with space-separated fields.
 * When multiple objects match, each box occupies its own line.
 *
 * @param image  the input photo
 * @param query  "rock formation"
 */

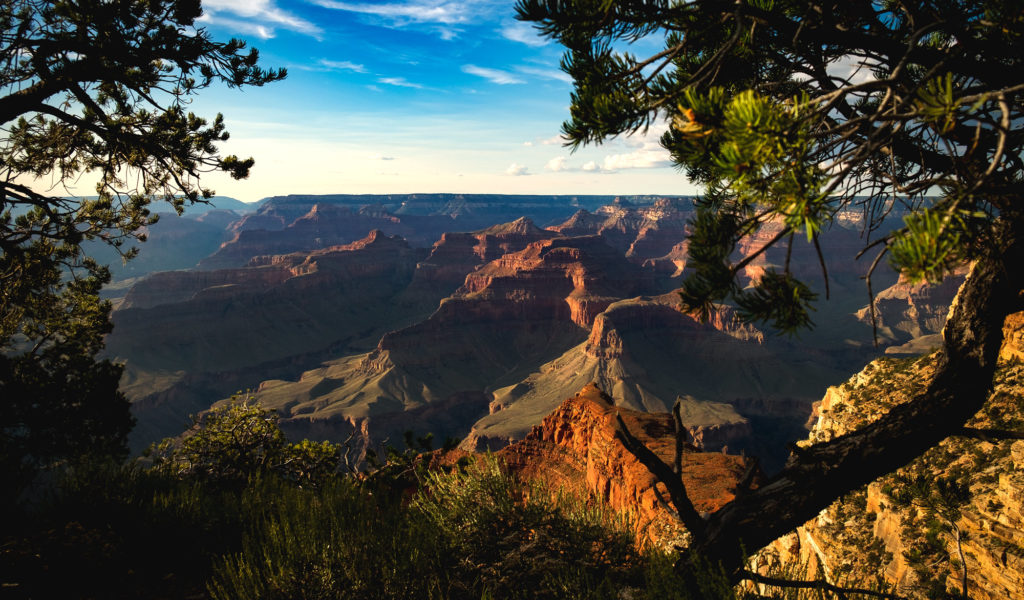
xmin=203 ymin=194 xmax=695 ymax=269
xmin=760 ymin=313 xmax=1024 ymax=599
xmin=497 ymin=383 xmax=756 ymax=546
xmin=547 ymin=197 xmax=693 ymax=262
xmin=412 ymin=217 xmax=562 ymax=291
xmin=108 ymin=231 xmax=438 ymax=447
xmin=244 ymin=235 xmax=656 ymax=448
xmin=199 ymin=203 xmax=452 ymax=269
xmin=855 ymin=268 xmax=968 ymax=346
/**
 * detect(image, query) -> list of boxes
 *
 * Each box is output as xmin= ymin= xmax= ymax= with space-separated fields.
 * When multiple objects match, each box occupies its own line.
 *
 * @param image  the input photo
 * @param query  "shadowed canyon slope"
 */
xmin=111 ymin=218 xmax=572 ymax=446
xmin=109 ymin=231 xmax=434 ymax=444
xmin=250 ymin=234 xmax=657 ymax=449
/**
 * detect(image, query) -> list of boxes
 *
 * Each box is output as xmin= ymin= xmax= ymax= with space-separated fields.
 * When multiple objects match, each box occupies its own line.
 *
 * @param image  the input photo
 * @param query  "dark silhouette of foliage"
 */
xmin=0 ymin=0 xmax=283 ymax=494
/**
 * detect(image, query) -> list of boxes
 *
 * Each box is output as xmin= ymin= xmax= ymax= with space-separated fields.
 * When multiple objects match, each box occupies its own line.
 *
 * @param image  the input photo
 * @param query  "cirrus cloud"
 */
xmin=499 ymin=20 xmax=546 ymax=47
xmin=200 ymin=0 xmax=322 ymax=38
xmin=462 ymin=64 xmax=525 ymax=85
xmin=377 ymin=76 xmax=424 ymax=89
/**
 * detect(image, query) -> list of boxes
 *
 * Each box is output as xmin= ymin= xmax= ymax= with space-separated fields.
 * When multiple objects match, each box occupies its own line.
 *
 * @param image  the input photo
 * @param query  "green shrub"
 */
xmin=148 ymin=397 xmax=341 ymax=487
xmin=1 ymin=461 xmax=248 ymax=598
xmin=413 ymin=455 xmax=640 ymax=599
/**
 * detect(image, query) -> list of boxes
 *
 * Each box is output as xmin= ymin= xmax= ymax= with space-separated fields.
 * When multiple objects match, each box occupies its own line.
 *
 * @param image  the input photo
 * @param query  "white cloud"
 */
xmin=545 ymin=156 xmax=568 ymax=172
xmin=378 ymin=76 xmax=424 ymax=89
xmin=368 ymin=153 xmax=396 ymax=160
xmin=829 ymin=55 xmax=879 ymax=86
xmin=505 ymin=163 xmax=529 ymax=176
xmin=200 ymin=0 xmax=322 ymax=38
xmin=499 ymin=20 xmax=546 ymax=47
xmin=539 ymin=134 xmax=564 ymax=145
xmin=522 ymin=141 xmax=534 ymax=147
xmin=196 ymin=14 xmax=275 ymax=38
xmin=319 ymin=59 xmax=367 ymax=73
xmin=601 ymin=143 xmax=672 ymax=171
xmin=313 ymin=0 xmax=470 ymax=24
xmin=515 ymin=65 xmax=571 ymax=84
xmin=582 ymin=161 xmax=600 ymax=171
xmin=462 ymin=64 xmax=525 ymax=85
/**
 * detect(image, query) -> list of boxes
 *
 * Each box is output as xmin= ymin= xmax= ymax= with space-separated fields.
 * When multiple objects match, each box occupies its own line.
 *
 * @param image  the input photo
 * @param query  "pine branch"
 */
xmin=740 ymin=570 xmax=908 ymax=600
xmin=614 ymin=412 xmax=705 ymax=538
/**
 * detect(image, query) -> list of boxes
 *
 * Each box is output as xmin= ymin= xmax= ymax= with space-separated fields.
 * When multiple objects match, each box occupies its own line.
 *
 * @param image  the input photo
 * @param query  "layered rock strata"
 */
xmin=109 ymin=231 xmax=438 ymax=447
xmin=411 ymin=217 xmax=562 ymax=290
xmin=498 ymin=384 xmax=756 ymax=545
xmin=761 ymin=313 xmax=1024 ymax=599
xmin=547 ymin=197 xmax=693 ymax=262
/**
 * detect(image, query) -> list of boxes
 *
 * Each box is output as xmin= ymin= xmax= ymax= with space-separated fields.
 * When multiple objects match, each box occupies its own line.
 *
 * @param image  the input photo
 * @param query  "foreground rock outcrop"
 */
xmin=498 ymin=384 xmax=756 ymax=545
xmin=760 ymin=313 xmax=1024 ymax=599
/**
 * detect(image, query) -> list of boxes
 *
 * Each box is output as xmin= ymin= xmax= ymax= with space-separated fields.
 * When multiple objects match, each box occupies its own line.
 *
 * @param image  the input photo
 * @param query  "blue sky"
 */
xmin=178 ymin=1 xmax=698 ymax=202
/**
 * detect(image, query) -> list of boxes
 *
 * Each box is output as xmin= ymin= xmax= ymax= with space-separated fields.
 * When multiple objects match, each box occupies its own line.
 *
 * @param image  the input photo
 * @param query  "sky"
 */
xmin=177 ymin=0 xmax=698 ymax=203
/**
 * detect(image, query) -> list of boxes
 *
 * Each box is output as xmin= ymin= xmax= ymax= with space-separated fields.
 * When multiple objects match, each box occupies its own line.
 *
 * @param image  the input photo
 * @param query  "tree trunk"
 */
xmin=688 ymin=217 xmax=1024 ymax=579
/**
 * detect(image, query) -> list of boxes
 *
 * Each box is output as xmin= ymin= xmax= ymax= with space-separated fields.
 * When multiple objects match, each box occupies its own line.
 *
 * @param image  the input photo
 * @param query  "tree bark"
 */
xmin=688 ymin=217 xmax=1024 ymax=579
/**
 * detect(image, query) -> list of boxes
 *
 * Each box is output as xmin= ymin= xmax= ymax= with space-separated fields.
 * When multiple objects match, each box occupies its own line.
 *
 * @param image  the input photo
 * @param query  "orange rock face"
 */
xmin=412 ymin=217 xmax=562 ymax=287
xmin=499 ymin=384 xmax=754 ymax=544
xmin=547 ymin=198 xmax=693 ymax=262
xmin=458 ymin=235 xmax=652 ymax=328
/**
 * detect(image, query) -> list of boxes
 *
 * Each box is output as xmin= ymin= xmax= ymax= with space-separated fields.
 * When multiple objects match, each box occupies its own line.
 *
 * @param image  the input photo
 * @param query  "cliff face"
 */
xmin=547 ymin=198 xmax=693 ymax=262
xmin=247 ymin=236 xmax=656 ymax=447
xmin=762 ymin=314 xmax=1024 ymax=599
xmin=855 ymin=270 xmax=968 ymax=344
xmin=461 ymin=293 xmax=847 ymax=459
xmin=200 ymin=203 xmax=455 ymax=269
xmin=456 ymin=235 xmax=653 ymax=328
xmin=109 ymin=231 xmax=439 ymax=447
xmin=412 ymin=217 xmax=562 ymax=289
xmin=498 ymin=383 xmax=755 ymax=545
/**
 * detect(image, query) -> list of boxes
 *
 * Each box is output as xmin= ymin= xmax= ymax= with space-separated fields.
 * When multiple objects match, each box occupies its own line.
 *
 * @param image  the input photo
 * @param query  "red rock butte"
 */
xmin=498 ymin=383 xmax=755 ymax=544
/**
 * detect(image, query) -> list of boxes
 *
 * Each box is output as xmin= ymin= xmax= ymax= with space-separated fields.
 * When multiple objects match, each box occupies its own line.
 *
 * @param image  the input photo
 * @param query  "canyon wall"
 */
xmin=759 ymin=313 xmax=1024 ymax=599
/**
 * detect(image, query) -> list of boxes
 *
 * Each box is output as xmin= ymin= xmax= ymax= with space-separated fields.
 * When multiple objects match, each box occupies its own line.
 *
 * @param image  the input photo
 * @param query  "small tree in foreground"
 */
xmin=517 ymin=0 xmax=1024 ymax=584
xmin=149 ymin=398 xmax=341 ymax=487
xmin=0 ymin=0 xmax=283 ymax=492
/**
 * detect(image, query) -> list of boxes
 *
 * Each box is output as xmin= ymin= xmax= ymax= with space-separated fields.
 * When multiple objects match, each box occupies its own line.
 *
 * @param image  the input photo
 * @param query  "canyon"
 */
xmin=108 ymin=194 xmax=937 ymax=472
xmin=100 ymin=192 xmax=1018 ymax=598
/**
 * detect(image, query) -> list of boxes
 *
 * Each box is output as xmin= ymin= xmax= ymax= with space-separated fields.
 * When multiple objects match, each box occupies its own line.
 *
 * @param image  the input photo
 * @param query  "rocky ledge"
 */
xmin=498 ymin=383 xmax=756 ymax=546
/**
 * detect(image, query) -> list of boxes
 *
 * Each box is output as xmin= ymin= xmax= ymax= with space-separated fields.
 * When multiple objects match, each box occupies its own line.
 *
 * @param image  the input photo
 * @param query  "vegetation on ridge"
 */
xmin=1 ymin=400 xmax=745 ymax=599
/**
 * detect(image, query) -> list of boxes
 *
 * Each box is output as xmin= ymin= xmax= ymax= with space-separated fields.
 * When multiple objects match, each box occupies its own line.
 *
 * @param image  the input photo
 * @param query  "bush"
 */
xmin=148 ymin=397 xmax=341 ymax=487
xmin=413 ymin=455 xmax=640 ymax=599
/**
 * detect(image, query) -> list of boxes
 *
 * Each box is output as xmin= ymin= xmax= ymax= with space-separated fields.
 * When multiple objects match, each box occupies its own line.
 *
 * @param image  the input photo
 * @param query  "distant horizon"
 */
xmin=224 ymin=191 xmax=697 ymax=203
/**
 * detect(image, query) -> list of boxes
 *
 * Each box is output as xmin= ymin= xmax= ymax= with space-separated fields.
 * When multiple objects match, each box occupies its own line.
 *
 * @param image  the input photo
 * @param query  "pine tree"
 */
xmin=0 ymin=0 xmax=283 ymax=496
xmin=517 ymin=0 xmax=1024 ymax=580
